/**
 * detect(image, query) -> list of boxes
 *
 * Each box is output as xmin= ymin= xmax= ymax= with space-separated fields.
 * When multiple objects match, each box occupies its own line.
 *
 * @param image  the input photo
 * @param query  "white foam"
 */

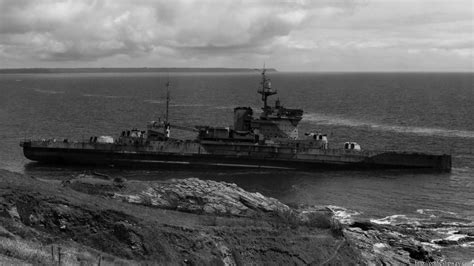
xmin=440 ymin=222 xmax=474 ymax=228
xmin=144 ymin=99 xmax=164 ymax=104
xmin=32 ymin=88 xmax=65 ymax=94
xmin=373 ymin=243 xmax=388 ymax=253
xmin=445 ymin=233 xmax=469 ymax=242
xmin=416 ymin=209 xmax=458 ymax=216
xmin=303 ymin=113 xmax=474 ymax=139
xmin=370 ymin=215 xmax=402 ymax=225
xmin=460 ymin=242 xmax=474 ymax=248
xmin=370 ymin=214 xmax=421 ymax=226
xmin=420 ymin=242 xmax=443 ymax=250
xmin=326 ymin=205 xmax=361 ymax=224
xmin=83 ymin=94 xmax=129 ymax=99
xmin=214 ymin=106 xmax=234 ymax=110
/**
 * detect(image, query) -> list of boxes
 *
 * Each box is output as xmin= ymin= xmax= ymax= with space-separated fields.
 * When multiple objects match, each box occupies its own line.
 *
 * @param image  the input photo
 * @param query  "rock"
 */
xmin=7 ymin=206 xmax=20 ymax=221
xmin=0 ymin=225 xmax=15 ymax=239
xmin=434 ymin=236 xmax=474 ymax=246
xmin=351 ymin=221 xmax=377 ymax=231
xmin=458 ymin=228 xmax=474 ymax=237
xmin=48 ymin=175 xmax=442 ymax=264
xmin=343 ymin=222 xmax=437 ymax=264
xmin=114 ymin=178 xmax=291 ymax=217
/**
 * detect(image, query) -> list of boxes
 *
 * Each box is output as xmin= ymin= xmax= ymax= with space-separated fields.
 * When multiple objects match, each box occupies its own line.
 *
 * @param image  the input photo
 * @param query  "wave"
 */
xmin=452 ymin=166 xmax=471 ymax=172
xmin=435 ymin=221 xmax=474 ymax=228
xmin=303 ymin=113 xmax=474 ymax=139
xmin=372 ymin=210 xmax=472 ymax=227
xmin=430 ymin=229 xmax=474 ymax=248
xmin=32 ymin=88 xmax=65 ymax=94
xmin=144 ymin=99 xmax=164 ymax=104
xmin=82 ymin=94 xmax=130 ymax=99
xmin=461 ymin=242 xmax=474 ymax=248
xmin=214 ymin=106 xmax=234 ymax=110
xmin=326 ymin=205 xmax=361 ymax=224
xmin=370 ymin=212 xmax=474 ymax=251
xmin=416 ymin=209 xmax=458 ymax=217
xmin=370 ymin=214 xmax=422 ymax=226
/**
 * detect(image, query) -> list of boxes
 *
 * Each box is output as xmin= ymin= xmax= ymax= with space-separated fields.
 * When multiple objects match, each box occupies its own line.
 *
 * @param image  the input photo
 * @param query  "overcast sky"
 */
xmin=0 ymin=0 xmax=472 ymax=71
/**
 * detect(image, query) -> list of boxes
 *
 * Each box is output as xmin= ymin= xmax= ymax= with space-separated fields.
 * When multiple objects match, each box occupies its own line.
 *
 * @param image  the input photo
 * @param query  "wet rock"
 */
xmin=343 ymin=222 xmax=437 ymax=264
xmin=434 ymin=236 xmax=474 ymax=246
xmin=351 ymin=221 xmax=377 ymax=231
xmin=458 ymin=228 xmax=474 ymax=236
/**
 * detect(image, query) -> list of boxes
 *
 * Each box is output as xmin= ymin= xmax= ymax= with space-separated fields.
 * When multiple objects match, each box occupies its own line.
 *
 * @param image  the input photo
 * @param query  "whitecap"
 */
xmin=370 ymin=214 xmax=421 ymax=226
xmin=32 ymin=88 xmax=65 ymax=94
xmin=445 ymin=233 xmax=469 ymax=242
xmin=430 ymin=230 xmax=473 ymax=247
xmin=460 ymin=242 xmax=474 ymax=248
xmin=416 ymin=209 xmax=458 ymax=217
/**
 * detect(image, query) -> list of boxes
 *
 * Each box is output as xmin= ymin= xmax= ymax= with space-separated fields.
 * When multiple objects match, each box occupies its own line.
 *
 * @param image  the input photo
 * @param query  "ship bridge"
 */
xmin=251 ymin=68 xmax=303 ymax=140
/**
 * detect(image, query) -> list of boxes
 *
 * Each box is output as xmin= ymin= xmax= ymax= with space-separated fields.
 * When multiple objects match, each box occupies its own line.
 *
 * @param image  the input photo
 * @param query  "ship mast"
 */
xmin=163 ymin=79 xmax=171 ymax=138
xmin=257 ymin=67 xmax=277 ymax=109
xmin=165 ymin=80 xmax=170 ymax=123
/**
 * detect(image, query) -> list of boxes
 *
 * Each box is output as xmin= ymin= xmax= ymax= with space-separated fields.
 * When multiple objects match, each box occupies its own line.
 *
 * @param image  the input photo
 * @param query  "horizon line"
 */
xmin=0 ymin=67 xmax=472 ymax=74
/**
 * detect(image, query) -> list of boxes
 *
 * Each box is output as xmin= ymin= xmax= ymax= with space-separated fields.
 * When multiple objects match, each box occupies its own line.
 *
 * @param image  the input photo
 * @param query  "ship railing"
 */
xmin=305 ymin=148 xmax=377 ymax=157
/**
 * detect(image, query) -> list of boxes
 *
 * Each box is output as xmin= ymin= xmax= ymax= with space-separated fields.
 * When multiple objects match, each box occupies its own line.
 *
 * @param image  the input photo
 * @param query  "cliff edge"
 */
xmin=0 ymin=170 xmax=438 ymax=264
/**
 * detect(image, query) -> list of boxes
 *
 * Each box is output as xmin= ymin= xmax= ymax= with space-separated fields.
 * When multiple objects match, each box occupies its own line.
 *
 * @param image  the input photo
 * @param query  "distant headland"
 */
xmin=0 ymin=67 xmax=277 ymax=74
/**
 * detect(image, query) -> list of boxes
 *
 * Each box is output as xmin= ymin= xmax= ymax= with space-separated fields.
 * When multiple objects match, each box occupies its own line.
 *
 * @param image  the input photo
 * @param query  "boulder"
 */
xmin=114 ymin=178 xmax=290 ymax=217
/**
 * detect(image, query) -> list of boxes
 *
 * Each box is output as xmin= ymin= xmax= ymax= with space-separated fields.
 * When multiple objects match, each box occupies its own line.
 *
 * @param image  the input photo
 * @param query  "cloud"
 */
xmin=0 ymin=0 xmax=363 ymax=62
xmin=0 ymin=0 xmax=162 ymax=61
xmin=0 ymin=0 xmax=471 ymax=71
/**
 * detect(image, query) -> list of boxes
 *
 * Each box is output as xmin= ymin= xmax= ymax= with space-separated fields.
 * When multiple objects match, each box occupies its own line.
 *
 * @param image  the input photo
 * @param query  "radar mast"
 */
xmin=257 ymin=66 xmax=277 ymax=109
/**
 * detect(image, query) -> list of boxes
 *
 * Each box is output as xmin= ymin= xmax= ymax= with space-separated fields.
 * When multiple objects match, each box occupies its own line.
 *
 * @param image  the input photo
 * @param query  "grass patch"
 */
xmin=0 ymin=236 xmax=132 ymax=265
xmin=275 ymin=210 xmax=344 ymax=236
xmin=276 ymin=209 xmax=300 ymax=229
xmin=0 ymin=237 xmax=50 ymax=264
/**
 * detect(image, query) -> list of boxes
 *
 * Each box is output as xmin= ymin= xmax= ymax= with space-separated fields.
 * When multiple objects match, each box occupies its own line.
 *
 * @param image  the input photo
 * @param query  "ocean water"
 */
xmin=0 ymin=72 xmax=473 ymax=261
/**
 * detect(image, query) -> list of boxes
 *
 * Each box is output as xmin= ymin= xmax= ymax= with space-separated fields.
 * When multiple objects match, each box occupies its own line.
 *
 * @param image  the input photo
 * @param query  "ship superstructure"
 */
xmin=20 ymin=69 xmax=451 ymax=171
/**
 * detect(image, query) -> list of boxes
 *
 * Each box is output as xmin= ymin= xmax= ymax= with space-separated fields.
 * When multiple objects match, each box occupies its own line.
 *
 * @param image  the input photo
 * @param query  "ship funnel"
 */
xmin=234 ymin=107 xmax=253 ymax=131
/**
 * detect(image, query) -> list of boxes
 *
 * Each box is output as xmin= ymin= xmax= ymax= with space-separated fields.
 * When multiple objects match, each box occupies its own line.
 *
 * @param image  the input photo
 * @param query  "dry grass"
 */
xmin=0 ymin=236 xmax=132 ymax=265
xmin=0 ymin=237 xmax=50 ymax=264
xmin=275 ymin=209 xmax=344 ymax=237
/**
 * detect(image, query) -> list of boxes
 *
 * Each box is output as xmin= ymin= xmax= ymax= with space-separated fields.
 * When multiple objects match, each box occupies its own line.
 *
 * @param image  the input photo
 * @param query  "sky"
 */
xmin=0 ymin=0 xmax=472 ymax=71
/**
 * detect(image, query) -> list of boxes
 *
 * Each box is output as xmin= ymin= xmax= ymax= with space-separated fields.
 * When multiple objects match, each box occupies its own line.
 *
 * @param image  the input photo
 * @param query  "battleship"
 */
xmin=20 ymin=70 xmax=451 ymax=172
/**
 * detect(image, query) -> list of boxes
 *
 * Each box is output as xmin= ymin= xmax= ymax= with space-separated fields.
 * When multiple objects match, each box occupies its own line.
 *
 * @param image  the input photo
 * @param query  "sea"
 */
xmin=0 ymin=71 xmax=473 ymax=262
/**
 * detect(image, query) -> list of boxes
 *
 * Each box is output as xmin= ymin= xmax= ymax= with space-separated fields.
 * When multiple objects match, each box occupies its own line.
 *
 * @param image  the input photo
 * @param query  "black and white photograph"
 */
xmin=0 ymin=0 xmax=472 ymax=264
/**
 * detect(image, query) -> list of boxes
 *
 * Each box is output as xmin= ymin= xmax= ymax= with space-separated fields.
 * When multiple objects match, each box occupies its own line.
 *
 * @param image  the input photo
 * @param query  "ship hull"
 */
xmin=21 ymin=142 xmax=451 ymax=172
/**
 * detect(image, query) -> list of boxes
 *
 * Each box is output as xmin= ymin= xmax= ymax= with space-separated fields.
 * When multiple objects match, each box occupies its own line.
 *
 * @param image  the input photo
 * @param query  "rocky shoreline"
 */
xmin=0 ymin=169 xmax=454 ymax=264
